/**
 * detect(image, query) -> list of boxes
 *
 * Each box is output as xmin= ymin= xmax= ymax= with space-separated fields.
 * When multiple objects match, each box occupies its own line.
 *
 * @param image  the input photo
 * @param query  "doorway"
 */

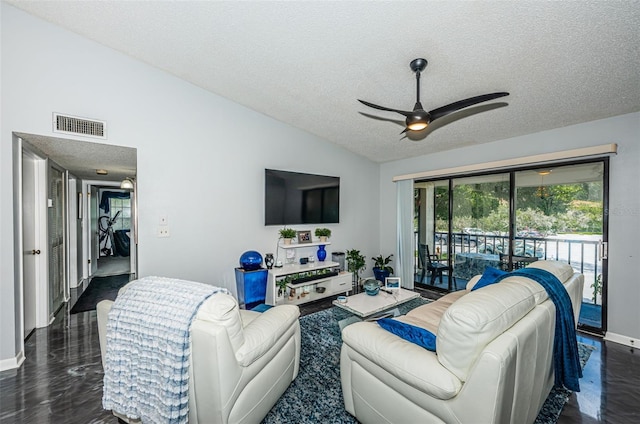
xmin=14 ymin=132 xmax=137 ymax=345
xmin=91 ymin=185 xmax=133 ymax=278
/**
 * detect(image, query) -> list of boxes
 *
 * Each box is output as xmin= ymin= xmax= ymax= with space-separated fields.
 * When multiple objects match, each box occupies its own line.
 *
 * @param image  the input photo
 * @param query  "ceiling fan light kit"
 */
xmin=358 ymin=58 xmax=509 ymax=135
xmin=406 ymin=112 xmax=429 ymax=131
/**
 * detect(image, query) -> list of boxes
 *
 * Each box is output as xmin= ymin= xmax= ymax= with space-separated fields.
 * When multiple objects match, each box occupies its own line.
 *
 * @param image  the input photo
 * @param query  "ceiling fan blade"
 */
xmin=358 ymin=99 xmax=412 ymax=117
xmin=428 ymin=92 xmax=509 ymax=121
xmin=358 ymin=112 xmax=405 ymax=127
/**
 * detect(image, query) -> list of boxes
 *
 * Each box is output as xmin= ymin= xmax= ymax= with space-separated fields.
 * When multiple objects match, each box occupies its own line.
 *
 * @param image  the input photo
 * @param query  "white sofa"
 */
xmin=340 ymin=260 xmax=583 ymax=424
xmin=97 ymin=286 xmax=300 ymax=424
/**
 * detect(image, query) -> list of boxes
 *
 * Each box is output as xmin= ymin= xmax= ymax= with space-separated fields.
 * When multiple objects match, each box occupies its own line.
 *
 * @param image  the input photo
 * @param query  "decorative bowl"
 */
xmin=363 ymin=280 xmax=380 ymax=296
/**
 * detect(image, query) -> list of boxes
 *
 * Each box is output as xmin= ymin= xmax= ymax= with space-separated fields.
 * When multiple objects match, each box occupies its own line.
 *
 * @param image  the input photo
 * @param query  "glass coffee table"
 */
xmin=332 ymin=288 xmax=422 ymax=330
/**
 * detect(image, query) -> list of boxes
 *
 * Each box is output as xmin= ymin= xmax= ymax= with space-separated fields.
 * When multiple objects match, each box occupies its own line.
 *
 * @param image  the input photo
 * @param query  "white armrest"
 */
xmin=342 ymin=321 xmax=462 ymax=399
xmin=235 ymin=305 xmax=300 ymax=366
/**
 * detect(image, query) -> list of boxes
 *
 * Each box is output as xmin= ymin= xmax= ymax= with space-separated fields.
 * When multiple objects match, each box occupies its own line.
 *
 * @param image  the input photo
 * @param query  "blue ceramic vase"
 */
xmin=317 ymin=245 xmax=327 ymax=261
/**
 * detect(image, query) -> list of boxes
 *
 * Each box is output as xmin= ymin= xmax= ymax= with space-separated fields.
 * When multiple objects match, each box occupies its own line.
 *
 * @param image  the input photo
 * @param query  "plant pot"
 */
xmin=319 ymin=236 xmax=328 ymax=243
xmin=373 ymin=267 xmax=390 ymax=283
xmin=283 ymin=238 xmax=292 ymax=245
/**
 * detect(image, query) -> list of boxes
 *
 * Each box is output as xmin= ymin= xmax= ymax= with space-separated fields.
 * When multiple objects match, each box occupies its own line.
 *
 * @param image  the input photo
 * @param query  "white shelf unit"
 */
xmin=265 ymin=260 xmax=352 ymax=306
xmin=279 ymin=240 xmax=331 ymax=249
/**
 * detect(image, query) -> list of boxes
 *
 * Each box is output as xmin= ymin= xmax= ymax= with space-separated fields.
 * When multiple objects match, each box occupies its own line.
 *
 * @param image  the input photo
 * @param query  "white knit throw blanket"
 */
xmin=102 ymin=276 xmax=228 ymax=423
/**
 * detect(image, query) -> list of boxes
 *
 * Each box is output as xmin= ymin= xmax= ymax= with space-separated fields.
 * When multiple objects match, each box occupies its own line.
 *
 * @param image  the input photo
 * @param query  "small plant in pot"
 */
xmin=279 ymin=228 xmax=297 ymax=244
xmin=314 ymin=228 xmax=331 ymax=242
xmin=372 ymin=254 xmax=394 ymax=283
xmin=276 ymin=278 xmax=288 ymax=298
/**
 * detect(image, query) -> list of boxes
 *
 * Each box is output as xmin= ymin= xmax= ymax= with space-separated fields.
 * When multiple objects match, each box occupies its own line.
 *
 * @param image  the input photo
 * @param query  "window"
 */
xmin=109 ymin=197 xmax=131 ymax=230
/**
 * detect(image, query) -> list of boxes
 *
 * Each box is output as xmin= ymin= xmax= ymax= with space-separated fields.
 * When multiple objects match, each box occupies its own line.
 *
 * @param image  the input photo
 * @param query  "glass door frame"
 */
xmin=415 ymin=157 xmax=609 ymax=335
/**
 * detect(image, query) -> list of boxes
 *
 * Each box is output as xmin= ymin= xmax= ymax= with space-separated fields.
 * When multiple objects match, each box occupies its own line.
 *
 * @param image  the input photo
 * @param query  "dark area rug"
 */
xmin=262 ymin=299 xmax=594 ymax=424
xmin=70 ymin=274 xmax=131 ymax=314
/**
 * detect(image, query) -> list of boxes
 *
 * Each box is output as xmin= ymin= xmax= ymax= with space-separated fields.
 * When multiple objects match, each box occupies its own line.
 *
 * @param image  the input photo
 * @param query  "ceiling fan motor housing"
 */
xmin=406 ymin=105 xmax=430 ymax=130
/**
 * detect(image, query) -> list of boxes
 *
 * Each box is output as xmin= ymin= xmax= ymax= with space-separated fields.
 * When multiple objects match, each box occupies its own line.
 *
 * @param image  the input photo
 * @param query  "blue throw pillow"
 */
xmin=472 ymin=267 xmax=508 ymax=291
xmin=377 ymin=318 xmax=436 ymax=351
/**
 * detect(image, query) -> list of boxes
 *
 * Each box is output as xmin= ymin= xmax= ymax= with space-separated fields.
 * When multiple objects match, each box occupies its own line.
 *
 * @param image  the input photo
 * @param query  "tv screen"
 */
xmin=265 ymin=169 xmax=340 ymax=226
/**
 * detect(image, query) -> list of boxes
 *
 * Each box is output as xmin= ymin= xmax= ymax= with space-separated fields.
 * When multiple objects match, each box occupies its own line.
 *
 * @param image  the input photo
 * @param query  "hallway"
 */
xmin=94 ymin=255 xmax=131 ymax=278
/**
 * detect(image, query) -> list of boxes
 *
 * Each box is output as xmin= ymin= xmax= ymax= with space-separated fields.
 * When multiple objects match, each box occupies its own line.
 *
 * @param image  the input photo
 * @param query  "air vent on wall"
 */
xmin=53 ymin=113 xmax=107 ymax=139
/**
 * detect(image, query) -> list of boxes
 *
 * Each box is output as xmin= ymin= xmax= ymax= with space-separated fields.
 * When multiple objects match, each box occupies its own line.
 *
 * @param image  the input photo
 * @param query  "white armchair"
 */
xmin=97 ymin=287 xmax=300 ymax=424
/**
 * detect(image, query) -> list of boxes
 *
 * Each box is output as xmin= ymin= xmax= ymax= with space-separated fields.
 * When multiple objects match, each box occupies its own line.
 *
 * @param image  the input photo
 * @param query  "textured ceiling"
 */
xmin=7 ymin=1 xmax=640 ymax=164
xmin=18 ymin=133 xmax=136 ymax=182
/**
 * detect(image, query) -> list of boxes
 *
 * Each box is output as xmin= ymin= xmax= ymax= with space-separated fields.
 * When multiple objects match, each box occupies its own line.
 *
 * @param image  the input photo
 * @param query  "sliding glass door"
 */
xmin=514 ymin=162 xmax=607 ymax=332
xmin=450 ymin=174 xmax=510 ymax=288
xmin=414 ymin=159 xmax=608 ymax=333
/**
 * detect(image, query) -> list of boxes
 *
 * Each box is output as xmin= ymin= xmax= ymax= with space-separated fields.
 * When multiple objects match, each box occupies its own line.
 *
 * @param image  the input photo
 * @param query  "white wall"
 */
xmin=0 ymin=4 xmax=380 ymax=365
xmin=380 ymin=112 xmax=640 ymax=343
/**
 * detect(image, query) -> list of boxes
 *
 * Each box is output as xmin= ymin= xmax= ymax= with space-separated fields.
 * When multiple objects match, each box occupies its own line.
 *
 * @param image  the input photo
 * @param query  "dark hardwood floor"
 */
xmin=1 ymin=288 xmax=638 ymax=423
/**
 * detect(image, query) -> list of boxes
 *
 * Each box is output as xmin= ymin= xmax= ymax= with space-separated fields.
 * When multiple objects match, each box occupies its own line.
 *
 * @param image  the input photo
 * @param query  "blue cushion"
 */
xmin=472 ymin=267 xmax=508 ymax=291
xmin=251 ymin=303 xmax=272 ymax=313
xmin=377 ymin=318 xmax=436 ymax=351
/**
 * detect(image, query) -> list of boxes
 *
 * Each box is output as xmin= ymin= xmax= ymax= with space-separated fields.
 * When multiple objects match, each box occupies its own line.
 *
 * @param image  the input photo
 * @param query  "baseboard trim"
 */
xmin=0 ymin=350 xmax=25 ymax=371
xmin=70 ymin=277 xmax=84 ymax=289
xmin=604 ymin=332 xmax=638 ymax=349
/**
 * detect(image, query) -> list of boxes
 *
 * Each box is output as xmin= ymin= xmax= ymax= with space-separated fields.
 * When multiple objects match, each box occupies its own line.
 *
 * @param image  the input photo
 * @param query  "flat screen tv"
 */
xmin=265 ymin=169 xmax=340 ymax=226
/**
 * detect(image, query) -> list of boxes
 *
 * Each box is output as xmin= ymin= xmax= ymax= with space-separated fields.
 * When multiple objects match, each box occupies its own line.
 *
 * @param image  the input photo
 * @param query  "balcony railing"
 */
xmin=415 ymin=231 xmax=602 ymax=298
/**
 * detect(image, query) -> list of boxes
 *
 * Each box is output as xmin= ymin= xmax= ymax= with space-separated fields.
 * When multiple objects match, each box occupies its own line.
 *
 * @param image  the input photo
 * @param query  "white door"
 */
xmin=48 ymin=164 xmax=66 ymax=318
xmin=22 ymin=148 xmax=48 ymax=330
xmin=67 ymin=177 xmax=79 ymax=289
xmin=22 ymin=152 xmax=39 ymax=337
xmin=90 ymin=185 xmax=99 ymax=276
xmin=129 ymin=185 xmax=137 ymax=278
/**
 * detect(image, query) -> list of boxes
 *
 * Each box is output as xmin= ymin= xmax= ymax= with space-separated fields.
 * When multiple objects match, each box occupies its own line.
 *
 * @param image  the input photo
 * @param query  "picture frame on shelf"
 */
xmin=297 ymin=230 xmax=312 ymax=244
xmin=385 ymin=277 xmax=401 ymax=290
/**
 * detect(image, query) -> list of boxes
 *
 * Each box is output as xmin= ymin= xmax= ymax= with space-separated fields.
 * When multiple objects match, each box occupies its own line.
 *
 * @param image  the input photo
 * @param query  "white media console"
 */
xmin=265 ymin=261 xmax=352 ymax=306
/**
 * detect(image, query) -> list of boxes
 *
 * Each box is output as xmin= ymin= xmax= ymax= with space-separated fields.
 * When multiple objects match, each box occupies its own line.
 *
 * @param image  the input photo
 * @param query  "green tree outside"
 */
xmin=429 ymin=181 xmax=602 ymax=235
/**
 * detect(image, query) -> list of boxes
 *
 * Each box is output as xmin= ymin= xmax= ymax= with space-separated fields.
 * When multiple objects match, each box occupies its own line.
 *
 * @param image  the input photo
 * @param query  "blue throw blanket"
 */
xmin=102 ymin=277 xmax=228 ymax=423
xmin=495 ymin=268 xmax=582 ymax=392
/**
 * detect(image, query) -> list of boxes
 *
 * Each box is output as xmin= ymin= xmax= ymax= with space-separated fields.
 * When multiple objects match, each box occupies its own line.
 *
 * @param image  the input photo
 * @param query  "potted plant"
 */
xmin=372 ymin=254 xmax=394 ymax=282
xmin=314 ymin=228 xmax=332 ymax=242
xmin=346 ymin=249 xmax=366 ymax=292
xmin=279 ymin=227 xmax=297 ymax=244
xmin=276 ymin=278 xmax=288 ymax=299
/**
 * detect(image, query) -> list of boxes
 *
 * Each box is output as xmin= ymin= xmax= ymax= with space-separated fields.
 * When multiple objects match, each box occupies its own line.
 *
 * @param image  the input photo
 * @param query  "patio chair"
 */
xmin=499 ymin=253 xmax=538 ymax=271
xmin=418 ymin=244 xmax=450 ymax=287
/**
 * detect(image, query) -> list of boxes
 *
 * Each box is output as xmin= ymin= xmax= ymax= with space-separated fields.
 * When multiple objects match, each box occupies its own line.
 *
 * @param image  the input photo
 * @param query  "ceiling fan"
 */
xmin=358 ymin=58 xmax=509 ymax=133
